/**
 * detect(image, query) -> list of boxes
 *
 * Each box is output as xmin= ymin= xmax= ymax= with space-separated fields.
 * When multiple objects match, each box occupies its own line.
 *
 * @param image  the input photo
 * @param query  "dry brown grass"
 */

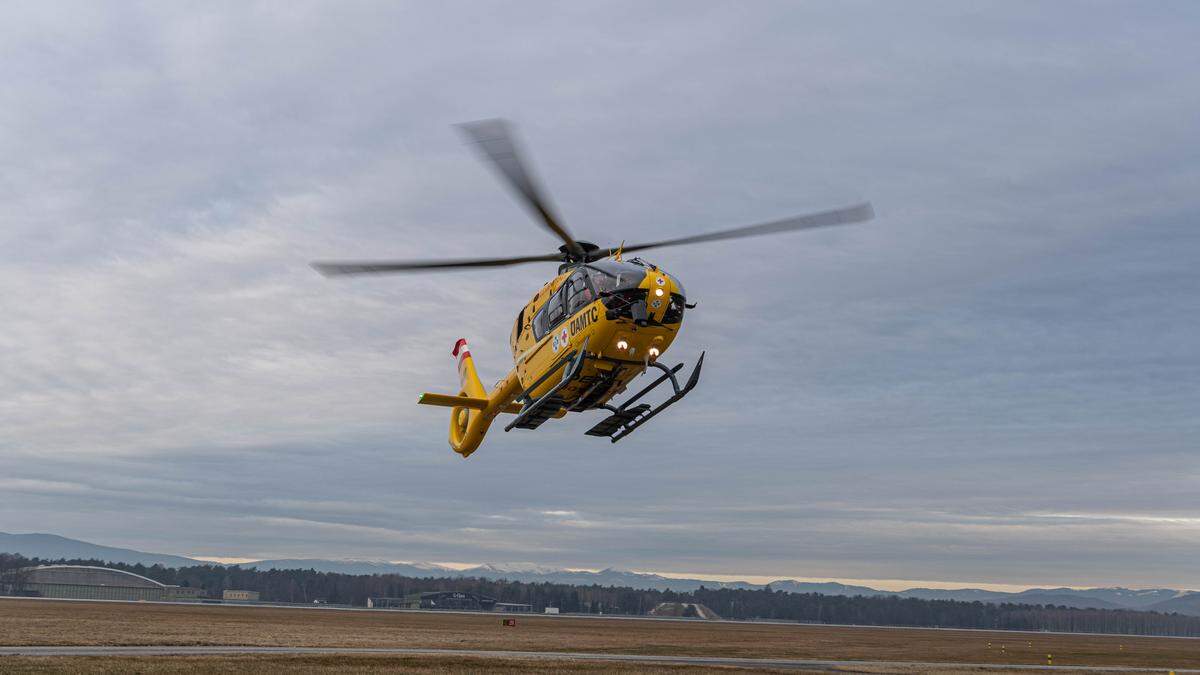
xmin=1 ymin=598 xmax=1197 ymax=671
xmin=0 ymin=655 xmax=1117 ymax=674
xmin=0 ymin=654 xmax=791 ymax=674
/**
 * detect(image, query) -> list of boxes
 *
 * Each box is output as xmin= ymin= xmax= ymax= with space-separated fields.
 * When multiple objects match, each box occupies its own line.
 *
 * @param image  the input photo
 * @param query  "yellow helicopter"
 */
xmin=314 ymin=120 xmax=873 ymax=457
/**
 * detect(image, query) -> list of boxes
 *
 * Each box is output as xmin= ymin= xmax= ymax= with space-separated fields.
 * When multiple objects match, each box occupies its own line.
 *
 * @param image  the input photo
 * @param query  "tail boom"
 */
xmin=418 ymin=339 xmax=522 ymax=458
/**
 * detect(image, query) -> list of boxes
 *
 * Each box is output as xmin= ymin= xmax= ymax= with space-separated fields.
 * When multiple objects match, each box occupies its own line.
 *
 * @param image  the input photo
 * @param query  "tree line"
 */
xmin=3 ymin=552 xmax=1198 ymax=637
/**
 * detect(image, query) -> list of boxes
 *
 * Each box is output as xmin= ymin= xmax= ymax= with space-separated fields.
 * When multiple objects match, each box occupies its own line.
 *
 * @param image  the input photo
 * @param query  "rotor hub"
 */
xmin=558 ymin=241 xmax=600 ymax=263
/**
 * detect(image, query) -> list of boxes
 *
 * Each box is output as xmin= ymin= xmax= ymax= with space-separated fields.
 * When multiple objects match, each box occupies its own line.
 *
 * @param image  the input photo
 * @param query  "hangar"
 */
xmin=368 ymin=591 xmax=531 ymax=613
xmin=402 ymin=590 xmax=495 ymax=611
xmin=4 ymin=565 xmax=202 ymax=602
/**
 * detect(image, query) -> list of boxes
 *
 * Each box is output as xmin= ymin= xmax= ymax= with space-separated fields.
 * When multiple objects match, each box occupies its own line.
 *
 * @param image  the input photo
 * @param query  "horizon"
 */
xmin=2 ymin=530 xmax=1175 ymax=594
xmin=176 ymin=560 xmax=1191 ymax=594
xmin=184 ymin=560 xmax=1091 ymax=594
xmin=185 ymin=555 xmax=1043 ymax=593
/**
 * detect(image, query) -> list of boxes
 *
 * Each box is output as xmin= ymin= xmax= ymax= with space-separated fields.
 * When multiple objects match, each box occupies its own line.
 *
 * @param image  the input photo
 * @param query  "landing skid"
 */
xmin=586 ymin=352 xmax=704 ymax=443
xmin=505 ymin=341 xmax=704 ymax=441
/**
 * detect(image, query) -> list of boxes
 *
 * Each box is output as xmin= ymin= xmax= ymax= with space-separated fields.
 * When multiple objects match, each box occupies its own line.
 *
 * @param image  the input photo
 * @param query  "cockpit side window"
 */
xmin=563 ymin=270 xmax=594 ymax=315
xmin=667 ymin=274 xmax=686 ymax=301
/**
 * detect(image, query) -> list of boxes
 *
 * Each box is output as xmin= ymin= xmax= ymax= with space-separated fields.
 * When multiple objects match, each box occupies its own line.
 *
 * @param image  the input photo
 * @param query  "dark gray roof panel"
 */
xmin=25 ymin=565 xmax=166 ymax=588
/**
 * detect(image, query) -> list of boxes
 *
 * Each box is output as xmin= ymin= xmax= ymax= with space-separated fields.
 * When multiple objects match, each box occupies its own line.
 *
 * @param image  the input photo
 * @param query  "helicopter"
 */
xmin=313 ymin=119 xmax=874 ymax=457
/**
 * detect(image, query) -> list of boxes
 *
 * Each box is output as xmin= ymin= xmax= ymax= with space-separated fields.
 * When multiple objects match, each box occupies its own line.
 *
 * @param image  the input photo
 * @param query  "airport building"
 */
xmin=366 ymin=596 xmax=405 ymax=609
xmin=404 ymin=590 xmax=494 ymax=610
xmin=367 ymin=591 xmax=531 ymax=613
xmin=494 ymin=602 xmax=533 ymax=613
xmin=4 ymin=565 xmax=203 ymax=602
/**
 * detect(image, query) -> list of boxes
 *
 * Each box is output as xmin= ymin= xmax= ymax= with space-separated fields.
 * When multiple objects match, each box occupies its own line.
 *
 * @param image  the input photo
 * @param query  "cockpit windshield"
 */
xmin=583 ymin=260 xmax=648 ymax=295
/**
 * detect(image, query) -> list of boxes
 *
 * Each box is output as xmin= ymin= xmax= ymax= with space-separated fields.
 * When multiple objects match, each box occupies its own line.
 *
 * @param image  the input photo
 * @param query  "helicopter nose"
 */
xmin=630 ymin=297 xmax=648 ymax=325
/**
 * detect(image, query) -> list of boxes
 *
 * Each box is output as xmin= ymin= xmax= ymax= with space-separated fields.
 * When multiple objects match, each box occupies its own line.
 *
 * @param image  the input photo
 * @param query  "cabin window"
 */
xmin=513 ymin=306 xmax=525 ymax=344
xmin=545 ymin=290 xmax=565 ymax=328
xmin=532 ymin=306 xmax=549 ymax=340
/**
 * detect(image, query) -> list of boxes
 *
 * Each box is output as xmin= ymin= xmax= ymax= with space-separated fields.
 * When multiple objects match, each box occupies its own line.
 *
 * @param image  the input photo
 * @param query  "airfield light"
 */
xmin=654 ymin=288 xmax=665 ymax=297
xmin=616 ymin=339 xmax=629 ymax=350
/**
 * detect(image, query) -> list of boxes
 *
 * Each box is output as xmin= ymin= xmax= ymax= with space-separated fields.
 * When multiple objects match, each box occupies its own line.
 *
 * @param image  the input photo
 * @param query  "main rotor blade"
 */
xmin=595 ymin=202 xmax=875 ymax=260
xmin=456 ymin=119 xmax=583 ymax=259
xmin=311 ymin=252 xmax=561 ymax=276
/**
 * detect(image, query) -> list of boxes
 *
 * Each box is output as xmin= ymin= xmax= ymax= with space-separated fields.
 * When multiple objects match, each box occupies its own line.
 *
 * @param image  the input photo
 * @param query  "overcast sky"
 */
xmin=1 ymin=1 xmax=1198 ymax=591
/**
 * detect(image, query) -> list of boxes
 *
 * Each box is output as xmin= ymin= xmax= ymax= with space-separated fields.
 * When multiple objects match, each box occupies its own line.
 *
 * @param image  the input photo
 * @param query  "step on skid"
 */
xmin=505 ymin=339 xmax=589 ymax=432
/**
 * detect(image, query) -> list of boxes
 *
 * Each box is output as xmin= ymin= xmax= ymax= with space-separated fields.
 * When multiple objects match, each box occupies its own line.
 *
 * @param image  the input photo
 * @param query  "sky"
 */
xmin=1 ymin=1 xmax=1198 ymax=591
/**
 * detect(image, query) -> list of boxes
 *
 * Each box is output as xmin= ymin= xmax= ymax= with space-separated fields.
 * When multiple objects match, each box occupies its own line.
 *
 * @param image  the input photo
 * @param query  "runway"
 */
xmin=6 ymin=596 xmax=1198 ymax=642
xmin=2 ymin=645 xmax=1198 ymax=672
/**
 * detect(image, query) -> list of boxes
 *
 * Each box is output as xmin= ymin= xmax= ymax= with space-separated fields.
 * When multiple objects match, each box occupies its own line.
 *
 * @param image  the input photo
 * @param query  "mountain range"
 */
xmin=3 ymin=531 xmax=1198 ymax=616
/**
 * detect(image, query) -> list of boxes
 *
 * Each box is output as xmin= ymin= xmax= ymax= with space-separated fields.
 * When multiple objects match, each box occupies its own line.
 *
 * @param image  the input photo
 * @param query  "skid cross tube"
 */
xmin=586 ymin=351 xmax=705 ymax=443
xmin=620 ymin=362 xmax=684 ymax=408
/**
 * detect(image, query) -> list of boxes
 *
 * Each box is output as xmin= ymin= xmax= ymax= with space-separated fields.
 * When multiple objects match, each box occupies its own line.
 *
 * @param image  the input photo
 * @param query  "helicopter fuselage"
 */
xmin=511 ymin=258 xmax=686 ymax=411
xmin=428 ymin=256 xmax=691 ymax=457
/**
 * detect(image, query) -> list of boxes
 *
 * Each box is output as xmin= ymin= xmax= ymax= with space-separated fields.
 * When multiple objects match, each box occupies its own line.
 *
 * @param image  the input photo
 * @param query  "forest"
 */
xmin=3 ymin=552 xmax=1198 ymax=637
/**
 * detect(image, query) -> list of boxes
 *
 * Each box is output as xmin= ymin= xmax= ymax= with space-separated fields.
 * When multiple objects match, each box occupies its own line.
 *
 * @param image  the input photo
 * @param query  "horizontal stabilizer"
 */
xmin=418 ymin=392 xmax=522 ymax=414
xmin=419 ymin=392 xmax=487 ymax=409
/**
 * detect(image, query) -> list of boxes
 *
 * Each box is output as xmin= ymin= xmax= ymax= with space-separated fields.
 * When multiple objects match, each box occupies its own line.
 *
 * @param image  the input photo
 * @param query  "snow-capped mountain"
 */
xmin=1147 ymin=591 xmax=1200 ymax=616
xmin=466 ymin=562 xmax=564 ymax=575
xmin=457 ymin=564 xmax=760 ymax=591
xmin=240 ymin=558 xmax=460 ymax=577
xmin=767 ymin=580 xmax=884 ymax=596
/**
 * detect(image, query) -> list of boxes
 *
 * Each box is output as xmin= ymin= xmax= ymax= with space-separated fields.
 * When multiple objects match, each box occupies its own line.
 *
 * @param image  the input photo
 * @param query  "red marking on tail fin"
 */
xmin=452 ymin=338 xmax=469 ymax=358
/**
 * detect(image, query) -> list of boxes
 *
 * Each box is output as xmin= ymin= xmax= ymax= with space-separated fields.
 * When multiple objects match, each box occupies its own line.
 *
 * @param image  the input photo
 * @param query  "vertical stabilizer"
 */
xmin=453 ymin=338 xmax=485 ymax=399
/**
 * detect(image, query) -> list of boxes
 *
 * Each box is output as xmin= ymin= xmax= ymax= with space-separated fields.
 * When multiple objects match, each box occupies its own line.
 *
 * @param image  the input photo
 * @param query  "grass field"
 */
xmin=0 ymin=653 xmax=1153 ymax=674
xmin=1 ymin=598 xmax=1197 ymax=672
xmin=0 ymin=654 xmax=776 ymax=674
